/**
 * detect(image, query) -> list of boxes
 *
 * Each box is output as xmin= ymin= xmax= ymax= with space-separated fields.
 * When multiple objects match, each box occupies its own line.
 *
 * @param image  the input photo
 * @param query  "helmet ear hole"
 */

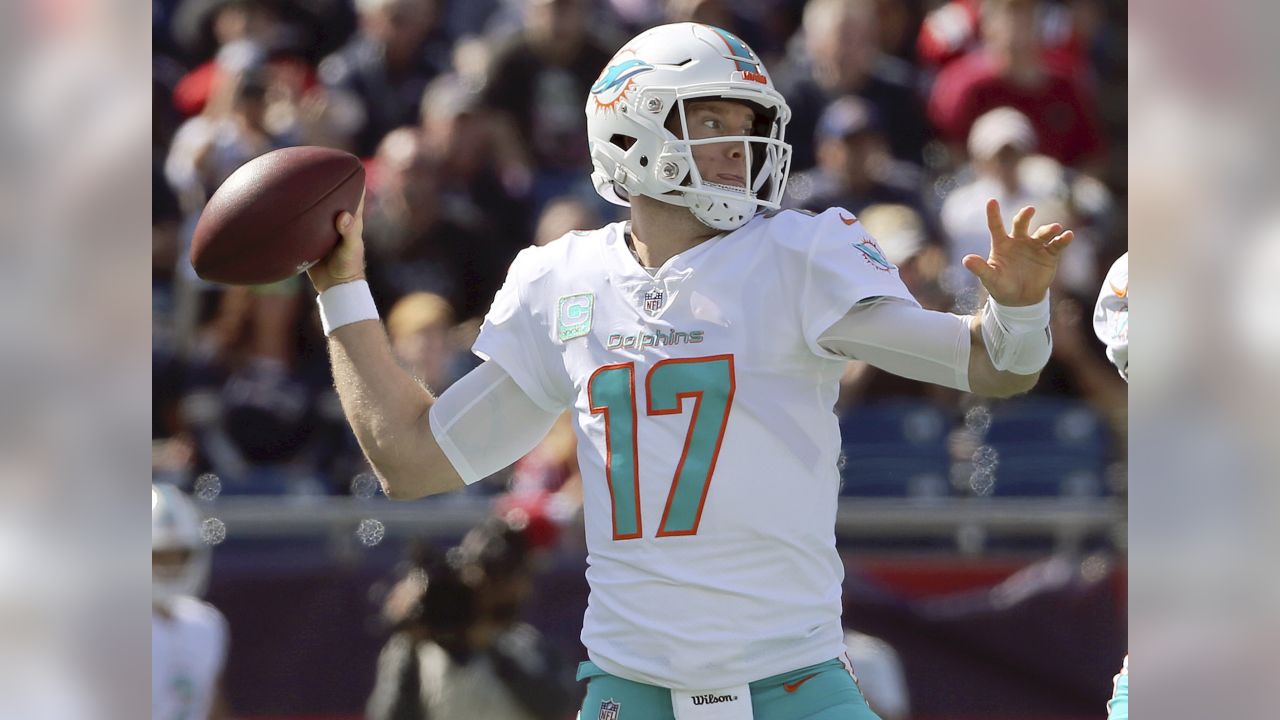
xmin=610 ymin=134 xmax=636 ymax=150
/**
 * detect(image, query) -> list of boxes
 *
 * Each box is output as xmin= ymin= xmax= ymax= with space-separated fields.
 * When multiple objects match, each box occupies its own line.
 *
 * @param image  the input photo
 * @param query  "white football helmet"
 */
xmin=152 ymin=483 xmax=211 ymax=606
xmin=586 ymin=23 xmax=792 ymax=231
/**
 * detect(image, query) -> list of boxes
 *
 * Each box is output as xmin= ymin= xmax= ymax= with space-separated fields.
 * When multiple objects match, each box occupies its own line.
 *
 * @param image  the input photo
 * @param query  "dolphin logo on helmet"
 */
xmin=591 ymin=57 xmax=656 ymax=112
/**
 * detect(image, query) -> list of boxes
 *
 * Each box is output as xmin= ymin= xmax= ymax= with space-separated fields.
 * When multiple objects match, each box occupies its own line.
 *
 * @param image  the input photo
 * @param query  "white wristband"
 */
xmin=988 ymin=293 xmax=1051 ymax=333
xmin=980 ymin=292 xmax=1052 ymax=374
xmin=317 ymin=279 xmax=379 ymax=336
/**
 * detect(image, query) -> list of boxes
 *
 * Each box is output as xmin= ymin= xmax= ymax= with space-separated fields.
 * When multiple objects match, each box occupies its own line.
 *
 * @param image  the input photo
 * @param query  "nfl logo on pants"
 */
xmin=598 ymin=698 xmax=621 ymax=720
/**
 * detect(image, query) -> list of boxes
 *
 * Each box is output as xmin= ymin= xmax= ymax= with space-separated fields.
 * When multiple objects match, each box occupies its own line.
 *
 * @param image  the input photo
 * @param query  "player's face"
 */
xmin=672 ymin=100 xmax=757 ymax=189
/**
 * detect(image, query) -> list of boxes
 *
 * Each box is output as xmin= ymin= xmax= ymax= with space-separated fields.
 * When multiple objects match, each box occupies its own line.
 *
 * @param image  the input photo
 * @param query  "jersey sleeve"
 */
xmin=1092 ymin=253 xmax=1128 ymax=380
xmin=429 ymin=361 xmax=562 ymax=485
xmin=472 ymin=247 xmax=570 ymax=412
xmin=772 ymin=208 xmax=921 ymax=360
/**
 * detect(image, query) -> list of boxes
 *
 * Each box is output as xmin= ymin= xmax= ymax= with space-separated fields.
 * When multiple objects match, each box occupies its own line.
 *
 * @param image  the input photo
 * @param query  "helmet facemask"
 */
xmin=653 ymin=95 xmax=790 ymax=230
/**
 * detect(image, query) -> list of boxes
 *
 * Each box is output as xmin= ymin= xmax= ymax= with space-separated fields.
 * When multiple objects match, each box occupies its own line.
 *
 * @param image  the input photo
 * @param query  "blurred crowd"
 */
xmin=152 ymin=0 xmax=1128 ymax=501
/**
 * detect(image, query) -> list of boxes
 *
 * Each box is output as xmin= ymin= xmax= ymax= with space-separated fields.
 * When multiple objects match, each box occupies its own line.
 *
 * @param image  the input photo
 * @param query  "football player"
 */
xmin=1094 ymin=252 xmax=1128 ymax=381
xmin=152 ymin=483 xmax=231 ymax=720
xmin=308 ymin=23 xmax=1071 ymax=720
xmin=1093 ymin=251 xmax=1128 ymax=719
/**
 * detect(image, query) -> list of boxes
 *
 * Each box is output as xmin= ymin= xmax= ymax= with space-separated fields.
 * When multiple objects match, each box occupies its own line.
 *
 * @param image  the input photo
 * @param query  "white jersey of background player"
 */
xmin=306 ymin=21 xmax=1072 ymax=701
xmin=152 ymin=483 xmax=230 ymax=720
xmin=1094 ymin=252 xmax=1128 ymax=380
xmin=1093 ymin=253 xmax=1129 ymax=719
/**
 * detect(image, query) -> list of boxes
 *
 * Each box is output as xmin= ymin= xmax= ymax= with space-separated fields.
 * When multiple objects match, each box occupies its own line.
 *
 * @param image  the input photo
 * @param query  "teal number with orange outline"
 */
xmin=588 ymin=355 xmax=735 ymax=539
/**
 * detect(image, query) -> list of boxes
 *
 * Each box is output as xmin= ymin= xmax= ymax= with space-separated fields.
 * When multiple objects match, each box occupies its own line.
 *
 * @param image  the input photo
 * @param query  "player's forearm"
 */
xmin=326 ymin=319 xmax=460 ymax=499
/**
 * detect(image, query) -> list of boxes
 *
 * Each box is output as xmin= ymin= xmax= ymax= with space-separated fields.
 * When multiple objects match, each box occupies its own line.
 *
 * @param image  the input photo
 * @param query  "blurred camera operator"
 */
xmin=366 ymin=517 xmax=576 ymax=720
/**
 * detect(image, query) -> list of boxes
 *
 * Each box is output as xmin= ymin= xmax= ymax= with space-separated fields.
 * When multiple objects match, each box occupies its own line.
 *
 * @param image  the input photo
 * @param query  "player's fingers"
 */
xmin=336 ymin=190 xmax=367 ymax=236
xmin=1012 ymin=205 xmax=1035 ymax=238
xmin=962 ymin=253 xmax=993 ymax=281
xmin=985 ymin=199 xmax=1006 ymax=240
xmin=1032 ymin=223 xmax=1062 ymax=241
xmin=336 ymin=211 xmax=354 ymax=234
xmin=1044 ymin=230 xmax=1075 ymax=255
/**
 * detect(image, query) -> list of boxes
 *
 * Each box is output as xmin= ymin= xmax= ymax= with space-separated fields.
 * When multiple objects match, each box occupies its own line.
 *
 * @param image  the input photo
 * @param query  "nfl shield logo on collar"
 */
xmin=557 ymin=293 xmax=594 ymax=341
xmin=598 ymin=698 xmax=621 ymax=720
xmin=642 ymin=288 xmax=665 ymax=316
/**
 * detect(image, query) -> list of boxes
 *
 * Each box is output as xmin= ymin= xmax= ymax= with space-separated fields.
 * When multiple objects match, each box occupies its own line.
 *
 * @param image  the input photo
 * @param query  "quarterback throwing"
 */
xmin=308 ymin=23 xmax=1072 ymax=720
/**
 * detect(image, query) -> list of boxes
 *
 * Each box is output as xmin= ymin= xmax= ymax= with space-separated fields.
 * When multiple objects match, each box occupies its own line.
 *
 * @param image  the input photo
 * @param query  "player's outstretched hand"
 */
xmin=963 ymin=199 xmax=1074 ymax=306
xmin=307 ymin=190 xmax=366 ymax=293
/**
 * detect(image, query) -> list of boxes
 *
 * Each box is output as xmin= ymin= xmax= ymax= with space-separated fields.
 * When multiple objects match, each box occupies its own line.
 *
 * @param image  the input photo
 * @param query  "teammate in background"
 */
xmin=366 ymin=518 xmax=576 ymax=720
xmin=152 ymin=483 xmax=231 ymax=720
xmin=308 ymin=23 xmax=1072 ymax=719
xmin=1093 ymin=251 xmax=1128 ymax=720
xmin=1093 ymin=252 xmax=1128 ymax=381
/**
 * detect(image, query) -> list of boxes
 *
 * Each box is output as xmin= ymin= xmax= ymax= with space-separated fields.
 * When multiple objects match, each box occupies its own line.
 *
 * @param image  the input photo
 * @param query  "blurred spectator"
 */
xmin=318 ymin=0 xmax=451 ymax=156
xmin=152 ymin=483 xmax=232 ymax=720
xmin=939 ymin=107 xmax=1065 ymax=301
xmin=170 ymin=0 xmax=284 ymax=113
xmin=784 ymin=96 xmax=926 ymax=218
xmin=188 ymin=282 xmax=336 ymax=492
xmin=927 ymin=0 xmax=1103 ymax=168
xmin=169 ymin=0 xmax=338 ymax=64
xmin=362 ymin=128 xmax=515 ymax=319
xmin=776 ymin=0 xmax=928 ymax=170
xmin=479 ymin=0 xmax=613 ymax=206
xmin=165 ymin=63 xmax=298 ymax=219
xmin=916 ymin=0 xmax=1096 ymax=74
xmin=420 ymin=73 xmax=534 ymax=242
xmin=861 ymin=203 xmax=951 ymax=312
xmin=532 ymin=195 xmax=604 ymax=247
xmin=941 ymin=107 xmax=1113 ymax=302
xmin=505 ymin=414 xmax=584 ymax=520
xmin=873 ymin=0 xmax=923 ymax=61
xmin=1015 ymin=153 xmax=1115 ymax=295
xmin=366 ymin=518 xmax=577 ymax=720
xmin=843 ymin=630 xmax=911 ymax=720
xmin=387 ymin=292 xmax=461 ymax=393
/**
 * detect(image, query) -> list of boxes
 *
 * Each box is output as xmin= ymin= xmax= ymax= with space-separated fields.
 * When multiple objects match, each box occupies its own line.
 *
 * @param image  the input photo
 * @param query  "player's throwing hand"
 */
xmin=307 ymin=190 xmax=367 ymax=293
xmin=963 ymin=199 xmax=1074 ymax=306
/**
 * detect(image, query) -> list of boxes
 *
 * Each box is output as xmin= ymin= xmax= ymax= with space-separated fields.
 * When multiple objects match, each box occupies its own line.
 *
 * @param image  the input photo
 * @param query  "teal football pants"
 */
xmin=577 ymin=657 xmax=882 ymax=720
xmin=1107 ymin=667 xmax=1128 ymax=719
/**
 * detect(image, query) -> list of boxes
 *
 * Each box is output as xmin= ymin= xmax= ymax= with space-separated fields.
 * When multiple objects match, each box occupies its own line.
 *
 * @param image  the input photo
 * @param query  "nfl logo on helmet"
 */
xmin=598 ymin=698 xmax=621 ymax=720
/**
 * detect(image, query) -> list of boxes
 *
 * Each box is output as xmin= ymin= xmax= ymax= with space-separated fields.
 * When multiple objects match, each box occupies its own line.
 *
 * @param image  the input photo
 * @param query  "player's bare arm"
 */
xmin=307 ymin=196 xmax=465 ymax=499
xmin=965 ymin=200 xmax=1073 ymax=396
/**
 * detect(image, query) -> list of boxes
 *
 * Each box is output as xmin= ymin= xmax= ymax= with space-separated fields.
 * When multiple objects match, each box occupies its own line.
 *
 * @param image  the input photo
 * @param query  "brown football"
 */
xmin=191 ymin=146 xmax=365 ymax=285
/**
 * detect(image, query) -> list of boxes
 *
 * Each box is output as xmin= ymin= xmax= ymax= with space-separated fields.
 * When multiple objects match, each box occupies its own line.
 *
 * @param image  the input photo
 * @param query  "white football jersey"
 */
xmin=152 ymin=597 xmax=228 ymax=720
xmin=1093 ymin=253 xmax=1128 ymax=381
xmin=474 ymin=208 xmax=916 ymax=689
